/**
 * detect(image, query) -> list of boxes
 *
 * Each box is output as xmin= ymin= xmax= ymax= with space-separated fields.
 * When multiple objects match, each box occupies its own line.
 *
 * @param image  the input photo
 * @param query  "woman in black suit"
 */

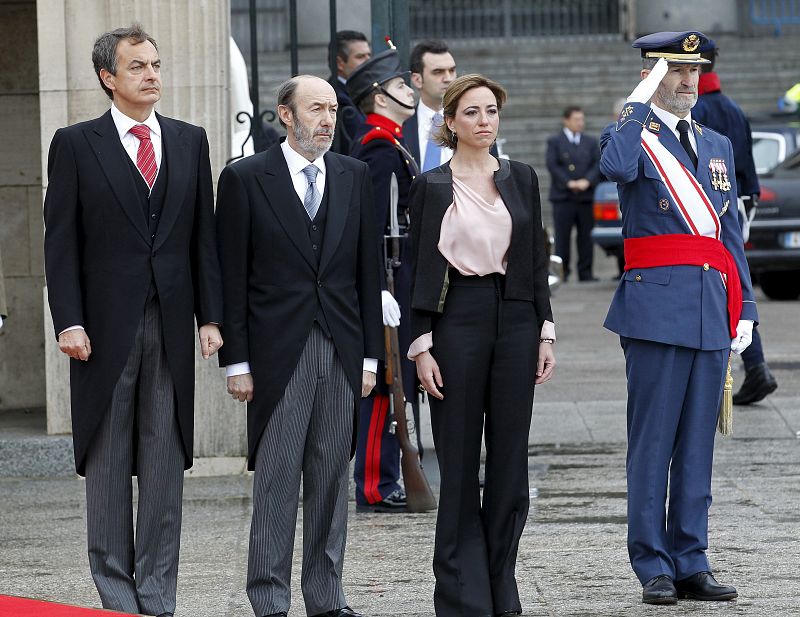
xmin=407 ymin=74 xmax=556 ymax=617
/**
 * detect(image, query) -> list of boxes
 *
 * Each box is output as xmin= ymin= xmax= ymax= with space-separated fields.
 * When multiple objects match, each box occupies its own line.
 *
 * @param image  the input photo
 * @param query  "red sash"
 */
xmin=624 ymin=234 xmax=741 ymax=338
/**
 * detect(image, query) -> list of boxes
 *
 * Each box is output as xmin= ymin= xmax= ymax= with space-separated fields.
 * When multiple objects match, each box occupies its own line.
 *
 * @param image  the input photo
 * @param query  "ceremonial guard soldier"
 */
xmin=600 ymin=32 xmax=757 ymax=605
xmin=346 ymin=45 xmax=420 ymax=512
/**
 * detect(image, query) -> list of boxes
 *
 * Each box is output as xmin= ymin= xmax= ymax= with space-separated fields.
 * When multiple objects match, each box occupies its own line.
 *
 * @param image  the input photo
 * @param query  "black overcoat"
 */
xmin=215 ymin=143 xmax=384 ymax=469
xmin=43 ymin=110 xmax=223 ymax=475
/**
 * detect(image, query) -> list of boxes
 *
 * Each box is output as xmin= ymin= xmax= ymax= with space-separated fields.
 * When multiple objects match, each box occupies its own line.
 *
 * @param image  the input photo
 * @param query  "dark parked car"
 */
xmin=591 ymin=124 xmax=800 ymax=295
xmin=745 ymin=148 xmax=800 ymax=299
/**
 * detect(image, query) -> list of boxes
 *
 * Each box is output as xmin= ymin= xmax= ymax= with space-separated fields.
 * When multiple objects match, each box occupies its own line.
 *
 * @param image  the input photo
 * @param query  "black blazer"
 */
xmin=545 ymin=132 xmax=601 ymax=203
xmin=216 ymin=143 xmax=383 ymax=468
xmin=43 ymin=110 xmax=223 ymax=475
xmin=408 ymin=158 xmax=553 ymax=342
xmin=329 ymin=76 xmax=365 ymax=156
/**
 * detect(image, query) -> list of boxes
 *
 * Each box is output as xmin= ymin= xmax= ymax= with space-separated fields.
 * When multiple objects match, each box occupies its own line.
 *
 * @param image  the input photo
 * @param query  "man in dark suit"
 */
xmin=216 ymin=75 xmax=383 ymax=617
xmin=546 ymin=105 xmax=601 ymax=282
xmin=43 ymin=24 xmax=223 ymax=617
xmin=328 ymin=30 xmax=371 ymax=155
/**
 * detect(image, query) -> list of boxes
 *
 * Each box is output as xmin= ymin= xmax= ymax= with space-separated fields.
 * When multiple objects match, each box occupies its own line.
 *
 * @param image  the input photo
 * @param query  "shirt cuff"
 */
xmin=540 ymin=320 xmax=556 ymax=342
xmin=363 ymin=358 xmax=378 ymax=373
xmin=407 ymin=332 xmax=433 ymax=359
xmin=226 ymin=362 xmax=251 ymax=378
xmin=58 ymin=325 xmax=84 ymax=337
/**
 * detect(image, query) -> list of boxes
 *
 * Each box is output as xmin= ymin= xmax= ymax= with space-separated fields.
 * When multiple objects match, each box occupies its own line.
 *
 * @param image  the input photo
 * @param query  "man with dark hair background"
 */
xmin=546 ymin=105 xmax=601 ymax=282
xmin=328 ymin=30 xmax=372 ymax=155
xmin=692 ymin=39 xmax=778 ymax=406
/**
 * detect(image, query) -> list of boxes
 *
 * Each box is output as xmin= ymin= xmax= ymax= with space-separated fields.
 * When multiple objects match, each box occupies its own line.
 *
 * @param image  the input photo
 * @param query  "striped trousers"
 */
xmin=247 ymin=324 xmax=355 ymax=616
xmin=84 ymin=293 xmax=185 ymax=616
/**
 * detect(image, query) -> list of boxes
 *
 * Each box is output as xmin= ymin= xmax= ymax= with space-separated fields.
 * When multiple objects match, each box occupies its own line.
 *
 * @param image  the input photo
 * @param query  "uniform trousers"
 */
xmin=621 ymin=337 xmax=728 ymax=585
xmin=247 ymin=324 xmax=355 ymax=616
xmin=84 ymin=293 xmax=185 ymax=616
xmin=552 ymin=199 xmax=594 ymax=280
xmin=740 ymin=326 xmax=764 ymax=370
xmin=429 ymin=272 xmax=539 ymax=617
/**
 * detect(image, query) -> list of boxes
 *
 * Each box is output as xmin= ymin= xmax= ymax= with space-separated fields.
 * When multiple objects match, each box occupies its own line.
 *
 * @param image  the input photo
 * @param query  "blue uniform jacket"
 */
xmin=600 ymin=102 xmax=758 ymax=350
xmin=693 ymin=85 xmax=760 ymax=198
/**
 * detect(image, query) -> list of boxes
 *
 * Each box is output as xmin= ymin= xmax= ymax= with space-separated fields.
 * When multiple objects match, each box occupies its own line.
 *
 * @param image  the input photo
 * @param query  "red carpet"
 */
xmin=0 ymin=595 xmax=143 ymax=616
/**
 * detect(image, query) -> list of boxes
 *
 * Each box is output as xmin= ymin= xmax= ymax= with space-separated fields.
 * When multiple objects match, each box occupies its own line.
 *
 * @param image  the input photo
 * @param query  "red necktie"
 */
xmin=129 ymin=124 xmax=157 ymax=188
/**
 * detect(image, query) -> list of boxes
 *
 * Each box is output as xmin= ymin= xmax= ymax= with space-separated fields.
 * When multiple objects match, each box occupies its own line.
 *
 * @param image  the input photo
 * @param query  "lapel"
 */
xmin=493 ymin=158 xmax=524 ymax=229
xmin=403 ymin=113 xmax=420 ymax=163
xmin=319 ymin=152 xmax=352 ymax=275
xmin=153 ymin=114 xmax=190 ymax=251
xmin=255 ymin=145 xmax=317 ymax=271
xmin=651 ymin=109 xmax=696 ymax=171
xmin=693 ymin=120 xmax=714 ymax=191
xmin=83 ymin=111 xmax=150 ymax=244
xmin=425 ymin=163 xmax=457 ymax=229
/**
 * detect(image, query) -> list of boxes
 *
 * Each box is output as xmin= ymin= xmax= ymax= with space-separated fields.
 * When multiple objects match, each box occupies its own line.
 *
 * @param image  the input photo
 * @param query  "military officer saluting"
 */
xmin=600 ymin=31 xmax=757 ymax=605
xmin=345 ymin=43 xmax=420 ymax=512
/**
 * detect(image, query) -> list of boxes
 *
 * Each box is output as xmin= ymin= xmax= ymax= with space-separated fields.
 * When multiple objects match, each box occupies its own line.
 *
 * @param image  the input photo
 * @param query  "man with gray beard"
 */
xmin=215 ymin=75 xmax=383 ymax=617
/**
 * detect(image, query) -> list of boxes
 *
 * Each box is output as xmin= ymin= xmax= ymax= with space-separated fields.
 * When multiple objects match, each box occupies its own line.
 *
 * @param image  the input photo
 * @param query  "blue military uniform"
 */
xmin=600 ymin=31 xmax=758 ymax=590
xmin=346 ymin=49 xmax=421 ymax=510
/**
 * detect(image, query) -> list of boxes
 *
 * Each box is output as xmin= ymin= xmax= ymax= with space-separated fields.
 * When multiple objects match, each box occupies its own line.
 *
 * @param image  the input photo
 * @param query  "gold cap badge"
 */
xmin=682 ymin=34 xmax=700 ymax=52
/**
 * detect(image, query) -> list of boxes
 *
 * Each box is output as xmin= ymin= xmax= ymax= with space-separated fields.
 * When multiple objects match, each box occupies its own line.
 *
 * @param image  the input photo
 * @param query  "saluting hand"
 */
xmin=58 ymin=329 xmax=92 ymax=361
xmin=627 ymin=57 xmax=669 ymax=105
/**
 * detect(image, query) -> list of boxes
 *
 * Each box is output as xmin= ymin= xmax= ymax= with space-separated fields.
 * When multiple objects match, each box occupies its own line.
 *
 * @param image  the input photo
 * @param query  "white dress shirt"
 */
xmin=226 ymin=140 xmax=377 ymax=377
xmin=416 ymin=100 xmax=453 ymax=168
xmin=563 ymin=127 xmax=581 ymax=145
xmin=58 ymin=104 xmax=163 ymax=338
xmin=650 ymin=103 xmax=697 ymax=155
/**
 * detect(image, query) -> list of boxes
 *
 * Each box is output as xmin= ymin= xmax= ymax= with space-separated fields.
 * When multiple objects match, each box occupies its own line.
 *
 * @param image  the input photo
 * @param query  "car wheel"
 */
xmin=759 ymin=270 xmax=800 ymax=300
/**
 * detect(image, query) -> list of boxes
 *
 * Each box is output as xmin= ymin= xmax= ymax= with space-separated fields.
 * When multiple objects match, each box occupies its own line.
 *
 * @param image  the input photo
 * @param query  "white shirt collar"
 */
xmin=417 ymin=100 xmax=441 ymax=130
xmin=280 ymin=139 xmax=327 ymax=177
xmin=110 ymin=103 xmax=161 ymax=140
xmin=650 ymin=102 xmax=693 ymax=135
xmin=338 ymin=75 xmax=347 ymax=85
xmin=563 ymin=127 xmax=580 ymax=144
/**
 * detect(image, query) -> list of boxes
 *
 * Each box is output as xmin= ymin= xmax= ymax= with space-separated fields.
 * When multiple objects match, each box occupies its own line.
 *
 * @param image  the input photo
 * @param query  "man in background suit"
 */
xmin=404 ymin=39 xmax=457 ymax=171
xmin=546 ymin=105 xmax=601 ymax=282
xmin=216 ymin=75 xmax=383 ymax=617
xmin=43 ymin=24 xmax=223 ymax=617
xmin=328 ymin=30 xmax=372 ymax=155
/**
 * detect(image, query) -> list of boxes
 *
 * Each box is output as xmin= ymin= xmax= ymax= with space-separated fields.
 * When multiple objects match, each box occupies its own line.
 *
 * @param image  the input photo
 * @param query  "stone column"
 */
xmin=39 ymin=0 xmax=247 ymax=458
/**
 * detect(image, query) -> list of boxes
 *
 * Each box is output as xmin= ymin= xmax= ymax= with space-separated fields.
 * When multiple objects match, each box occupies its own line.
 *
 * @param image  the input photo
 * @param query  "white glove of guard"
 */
xmin=627 ymin=57 xmax=669 ymax=104
xmin=730 ymin=320 xmax=754 ymax=354
xmin=381 ymin=290 xmax=401 ymax=327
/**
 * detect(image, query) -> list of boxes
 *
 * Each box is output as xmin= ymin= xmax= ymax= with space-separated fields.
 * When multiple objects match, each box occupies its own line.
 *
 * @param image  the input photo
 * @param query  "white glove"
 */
xmin=730 ymin=320 xmax=754 ymax=354
xmin=381 ymin=290 xmax=401 ymax=327
xmin=627 ymin=57 xmax=669 ymax=104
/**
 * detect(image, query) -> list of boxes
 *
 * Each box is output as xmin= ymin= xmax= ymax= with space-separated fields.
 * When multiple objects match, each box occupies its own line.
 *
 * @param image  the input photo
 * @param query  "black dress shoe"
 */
xmin=355 ymin=488 xmax=407 ymax=513
xmin=310 ymin=607 xmax=363 ymax=617
xmin=261 ymin=613 xmax=287 ymax=617
xmin=642 ymin=575 xmax=678 ymax=605
xmin=733 ymin=362 xmax=777 ymax=405
xmin=676 ymin=571 xmax=737 ymax=601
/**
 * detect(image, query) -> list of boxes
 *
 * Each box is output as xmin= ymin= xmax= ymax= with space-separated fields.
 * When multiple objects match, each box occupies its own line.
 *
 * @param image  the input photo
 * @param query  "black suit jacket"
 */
xmin=216 ymin=143 xmax=383 ymax=469
xmin=43 ymin=110 xmax=223 ymax=475
xmin=545 ymin=132 xmax=601 ymax=203
xmin=408 ymin=159 xmax=553 ymax=342
xmin=329 ymin=76 xmax=365 ymax=156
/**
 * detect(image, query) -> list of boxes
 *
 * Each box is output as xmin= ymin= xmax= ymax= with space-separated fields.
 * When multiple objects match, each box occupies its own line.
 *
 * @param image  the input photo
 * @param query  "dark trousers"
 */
xmin=621 ymin=337 xmax=727 ymax=584
xmin=741 ymin=326 xmax=764 ymax=370
xmin=429 ymin=272 xmax=538 ymax=617
xmin=553 ymin=199 xmax=594 ymax=280
xmin=354 ymin=393 xmax=401 ymax=504
xmin=84 ymin=294 xmax=184 ymax=616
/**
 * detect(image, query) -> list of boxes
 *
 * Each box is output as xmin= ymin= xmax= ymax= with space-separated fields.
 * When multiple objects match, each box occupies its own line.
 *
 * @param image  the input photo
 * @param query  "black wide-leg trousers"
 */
xmin=429 ymin=272 xmax=539 ymax=617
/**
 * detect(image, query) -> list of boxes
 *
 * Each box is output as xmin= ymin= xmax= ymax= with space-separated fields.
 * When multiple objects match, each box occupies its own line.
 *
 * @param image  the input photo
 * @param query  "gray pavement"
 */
xmin=2 ymin=256 xmax=799 ymax=616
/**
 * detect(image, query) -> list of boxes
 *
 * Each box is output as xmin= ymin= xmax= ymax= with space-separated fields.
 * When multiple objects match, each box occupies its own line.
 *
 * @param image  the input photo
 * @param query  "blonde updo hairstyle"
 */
xmin=433 ymin=73 xmax=508 ymax=150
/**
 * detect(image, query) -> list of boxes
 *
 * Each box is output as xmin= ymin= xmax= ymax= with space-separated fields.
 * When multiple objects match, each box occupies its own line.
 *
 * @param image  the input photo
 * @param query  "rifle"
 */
xmin=384 ymin=173 xmax=437 ymax=513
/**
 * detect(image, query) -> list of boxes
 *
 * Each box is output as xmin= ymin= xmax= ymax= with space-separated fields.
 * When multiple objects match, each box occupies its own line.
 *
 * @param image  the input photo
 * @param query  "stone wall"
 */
xmin=0 ymin=0 xmax=44 ymax=412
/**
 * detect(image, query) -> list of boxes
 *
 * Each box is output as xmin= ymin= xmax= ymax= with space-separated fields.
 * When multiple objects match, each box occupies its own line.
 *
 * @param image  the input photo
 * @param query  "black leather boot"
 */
xmin=733 ymin=362 xmax=777 ymax=405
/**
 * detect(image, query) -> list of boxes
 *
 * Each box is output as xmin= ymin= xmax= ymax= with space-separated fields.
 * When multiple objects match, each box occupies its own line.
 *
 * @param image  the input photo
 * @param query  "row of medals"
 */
xmin=709 ymin=158 xmax=731 ymax=192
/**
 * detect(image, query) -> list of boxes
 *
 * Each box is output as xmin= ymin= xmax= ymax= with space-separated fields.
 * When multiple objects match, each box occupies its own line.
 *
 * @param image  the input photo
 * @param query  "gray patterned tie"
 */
xmin=302 ymin=164 xmax=321 ymax=220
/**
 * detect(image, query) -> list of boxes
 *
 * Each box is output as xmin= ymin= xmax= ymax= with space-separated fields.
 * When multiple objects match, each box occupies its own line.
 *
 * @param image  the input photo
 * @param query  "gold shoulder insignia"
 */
xmin=683 ymin=34 xmax=700 ymax=52
xmin=694 ymin=122 xmax=703 ymax=135
xmin=648 ymin=121 xmax=661 ymax=132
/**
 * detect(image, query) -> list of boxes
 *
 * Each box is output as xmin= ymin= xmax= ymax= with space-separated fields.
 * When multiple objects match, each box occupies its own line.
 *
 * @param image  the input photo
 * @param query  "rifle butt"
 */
xmin=400 ymin=449 xmax=437 ymax=512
